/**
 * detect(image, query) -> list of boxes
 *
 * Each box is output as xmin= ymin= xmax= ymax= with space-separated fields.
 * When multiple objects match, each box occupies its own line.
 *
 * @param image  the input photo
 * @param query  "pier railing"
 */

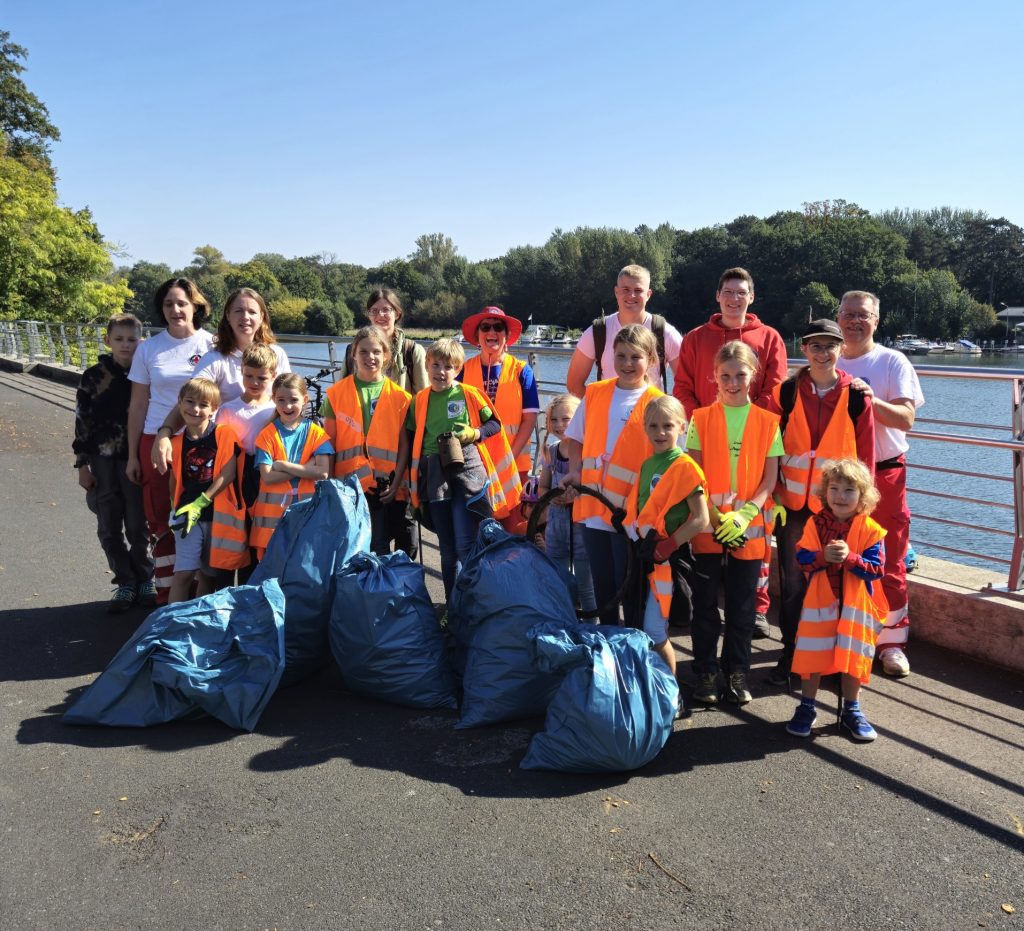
xmin=4 ymin=319 xmax=1024 ymax=591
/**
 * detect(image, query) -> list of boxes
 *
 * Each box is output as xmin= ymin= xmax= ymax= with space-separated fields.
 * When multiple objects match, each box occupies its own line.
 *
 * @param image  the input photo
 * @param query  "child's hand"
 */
xmin=77 ymin=465 xmax=95 ymax=491
xmin=824 ymin=540 xmax=849 ymax=563
xmin=454 ymin=425 xmax=480 ymax=445
xmin=272 ymin=459 xmax=290 ymax=473
xmin=559 ymin=472 xmax=581 ymax=503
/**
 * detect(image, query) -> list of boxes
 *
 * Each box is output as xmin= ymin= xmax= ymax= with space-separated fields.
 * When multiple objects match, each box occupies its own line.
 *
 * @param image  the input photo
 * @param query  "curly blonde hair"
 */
xmin=815 ymin=458 xmax=880 ymax=515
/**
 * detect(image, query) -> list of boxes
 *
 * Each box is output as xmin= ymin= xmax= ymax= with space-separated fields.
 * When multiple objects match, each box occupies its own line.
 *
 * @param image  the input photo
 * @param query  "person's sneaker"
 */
xmin=840 ymin=704 xmax=878 ymax=742
xmin=108 ymin=584 xmax=137 ymax=615
xmin=693 ymin=673 xmax=719 ymax=705
xmin=786 ymin=701 xmax=818 ymax=737
xmin=137 ymin=580 xmax=158 ymax=608
xmin=879 ymin=647 xmax=910 ymax=678
xmin=753 ymin=612 xmax=771 ymax=639
xmin=766 ymin=656 xmax=793 ymax=689
xmin=673 ymin=692 xmax=685 ymax=720
xmin=724 ymin=671 xmax=752 ymax=705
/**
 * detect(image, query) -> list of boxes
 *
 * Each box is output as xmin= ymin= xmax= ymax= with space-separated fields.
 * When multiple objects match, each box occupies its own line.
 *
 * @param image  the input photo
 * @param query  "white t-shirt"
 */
xmin=838 ymin=344 xmax=924 ymax=461
xmin=129 ymin=329 xmax=215 ymax=434
xmin=216 ymin=396 xmax=277 ymax=454
xmin=566 ymin=384 xmax=647 ymax=531
xmin=193 ymin=344 xmax=291 ymax=404
xmin=575 ymin=312 xmax=683 ymax=391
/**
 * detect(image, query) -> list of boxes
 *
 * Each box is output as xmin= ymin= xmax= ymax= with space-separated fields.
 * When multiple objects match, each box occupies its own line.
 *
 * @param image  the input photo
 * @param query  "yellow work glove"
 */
xmin=713 ymin=501 xmax=759 ymax=545
xmin=173 ymin=492 xmax=212 ymax=537
xmin=772 ymin=503 xmax=787 ymax=528
xmin=454 ymin=425 xmax=480 ymax=445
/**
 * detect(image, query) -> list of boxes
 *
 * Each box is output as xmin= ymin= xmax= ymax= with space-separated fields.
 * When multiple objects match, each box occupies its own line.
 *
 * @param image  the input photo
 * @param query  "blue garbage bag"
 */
xmin=520 ymin=623 xmax=678 ymax=772
xmin=250 ymin=477 xmax=371 ymax=685
xmin=449 ymin=520 xmax=577 ymax=728
xmin=63 ymin=580 xmax=286 ymax=732
xmin=330 ymin=552 xmax=457 ymax=709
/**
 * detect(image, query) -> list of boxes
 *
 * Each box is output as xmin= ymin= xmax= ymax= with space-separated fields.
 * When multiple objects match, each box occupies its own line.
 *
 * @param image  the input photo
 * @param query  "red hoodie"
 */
xmin=673 ymin=312 xmax=789 ymax=418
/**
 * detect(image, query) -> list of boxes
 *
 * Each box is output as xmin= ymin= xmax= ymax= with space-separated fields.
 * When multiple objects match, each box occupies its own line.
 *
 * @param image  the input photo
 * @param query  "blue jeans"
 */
xmin=544 ymin=505 xmax=597 ymax=614
xmin=581 ymin=525 xmax=629 ymax=625
xmin=691 ymin=552 xmax=760 ymax=675
xmin=428 ymin=485 xmax=480 ymax=601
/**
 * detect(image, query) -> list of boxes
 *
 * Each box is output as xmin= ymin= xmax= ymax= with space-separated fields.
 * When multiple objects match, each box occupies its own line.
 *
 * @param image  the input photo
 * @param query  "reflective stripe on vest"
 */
xmin=463 ymin=353 xmax=531 ymax=472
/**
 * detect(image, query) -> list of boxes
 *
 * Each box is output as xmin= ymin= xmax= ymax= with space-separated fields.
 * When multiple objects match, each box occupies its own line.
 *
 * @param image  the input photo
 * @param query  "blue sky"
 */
xmin=8 ymin=1 xmax=1023 ymax=270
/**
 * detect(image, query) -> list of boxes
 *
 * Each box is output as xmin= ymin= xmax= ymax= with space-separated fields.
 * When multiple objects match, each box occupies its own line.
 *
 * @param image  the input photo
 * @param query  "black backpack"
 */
xmin=777 ymin=373 xmax=866 ymax=435
xmin=592 ymin=311 xmax=668 ymax=387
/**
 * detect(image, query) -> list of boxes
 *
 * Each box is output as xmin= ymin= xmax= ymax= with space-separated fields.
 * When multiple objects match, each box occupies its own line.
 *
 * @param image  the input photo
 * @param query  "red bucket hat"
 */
xmin=461 ymin=307 xmax=523 ymax=347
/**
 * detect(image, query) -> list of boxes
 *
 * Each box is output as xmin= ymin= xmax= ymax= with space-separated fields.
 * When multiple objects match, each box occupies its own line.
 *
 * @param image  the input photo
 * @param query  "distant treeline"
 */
xmin=117 ymin=202 xmax=1022 ymax=341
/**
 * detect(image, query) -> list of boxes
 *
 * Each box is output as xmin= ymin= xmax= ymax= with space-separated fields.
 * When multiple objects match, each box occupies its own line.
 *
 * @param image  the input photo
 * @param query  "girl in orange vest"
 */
xmin=685 ymin=341 xmax=783 ymax=705
xmin=250 ymin=373 xmax=333 ymax=559
xmin=322 ymin=326 xmax=413 ymax=557
xmin=563 ymin=324 xmax=664 ymax=626
xmin=786 ymin=458 xmax=887 ymax=742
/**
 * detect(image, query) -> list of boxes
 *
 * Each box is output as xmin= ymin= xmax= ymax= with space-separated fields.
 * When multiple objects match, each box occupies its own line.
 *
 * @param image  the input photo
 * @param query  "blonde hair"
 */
xmin=543 ymin=393 xmax=579 ymax=442
xmin=644 ymin=394 xmax=686 ymax=426
xmin=351 ymin=325 xmax=393 ymax=367
xmin=613 ymin=323 xmax=659 ymax=366
xmin=714 ymin=339 xmax=760 ymax=374
xmin=241 ymin=343 xmax=278 ymax=373
xmin=178 ymin=377 xmax=221 ymax=408
xmin=815 ymin=458 xmax=880 ymax=515
xmin=426 ymin=337 xmax=465 ymax=369
xmin=273 ymin=372 xmax=308 ymax=397
xmin=618 ymin=264 xmax=651 ymax=287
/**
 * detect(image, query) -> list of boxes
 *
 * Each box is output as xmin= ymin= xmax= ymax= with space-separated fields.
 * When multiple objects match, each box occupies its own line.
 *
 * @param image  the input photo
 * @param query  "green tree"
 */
xmin=189 ymin=244 xmax=229 ymax=277
xmin=124 ymin=260 xmax=173 ymax=323
xmin=954 ymin=217 xmax=1024 ymax=307
xmin=410 ymin=290 xmax=467 ymax=328
xmin=269 ymin=296 xmax=310 ymax=334
xmin=785 ymin=282 xmax=836 ymax=334
xmin=224 ymin=260 xmax=283 ymax=301
xmin=410 ymin=233 xmax=458 ymax=277
xmin=0 ymin=31 xmax=60 ymax=171
xmin=304 ymin=298 xmax=353 ymax=335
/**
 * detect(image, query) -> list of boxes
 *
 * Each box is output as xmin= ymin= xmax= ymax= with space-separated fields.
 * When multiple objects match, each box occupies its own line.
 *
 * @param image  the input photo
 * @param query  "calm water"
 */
xmin=281 ymin=339 xmax=1023 ymax=577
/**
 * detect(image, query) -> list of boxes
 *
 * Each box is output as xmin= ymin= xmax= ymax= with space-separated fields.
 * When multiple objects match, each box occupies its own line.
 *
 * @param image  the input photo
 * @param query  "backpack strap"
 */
xmin=344 ymin=342 xmax=354 ymax=376
xmin=651 ymin=313 xmax=667 ymax=388
xmin=778 ymin=376 xmax=798 ymax=435
xmin=592 ymin=312 xmax=607 ymax=380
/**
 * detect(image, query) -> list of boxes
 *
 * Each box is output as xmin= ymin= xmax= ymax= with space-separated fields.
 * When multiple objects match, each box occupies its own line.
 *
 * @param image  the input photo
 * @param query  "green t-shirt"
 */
xmin=318 ymin=377 xmax=386 ymax=433
xmin=404 ymin=385 xmax=493 ymax=457
xmin=638 ymin=446 xmax=702 ymax=536
xmin=685 ymin=403 xmax=784 ymax=491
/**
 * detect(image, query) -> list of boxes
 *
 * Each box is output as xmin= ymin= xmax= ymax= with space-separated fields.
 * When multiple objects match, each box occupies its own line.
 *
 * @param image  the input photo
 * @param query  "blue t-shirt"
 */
xmin=255 ymin=420 xmax=334 ymax=490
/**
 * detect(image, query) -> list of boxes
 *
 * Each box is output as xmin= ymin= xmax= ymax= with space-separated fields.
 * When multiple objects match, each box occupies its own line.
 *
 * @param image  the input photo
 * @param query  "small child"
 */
xmin=322 ymin=325 xmax=413 ymax=557
xmin=537 ymin=394 xmax=597 ymax=616
xmin=74 ymin=313 xmax=156 ymax=612
xmin=786 ymin=458 xmax=887 ymax=742
xmin=406 ymin=338 xmax=516 ymax=601
xmin=632 ymin=396 xmax=709 ymax=683
xmin=250 ymin=373 xmax=334 ymax=560
xmin=167 ymin=378 xmax=245 ymax=603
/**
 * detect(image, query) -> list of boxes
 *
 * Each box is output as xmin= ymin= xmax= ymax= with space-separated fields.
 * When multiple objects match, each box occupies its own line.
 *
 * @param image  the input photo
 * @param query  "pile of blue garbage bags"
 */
xmin=64 ymin=478 xmax=678 ymax=771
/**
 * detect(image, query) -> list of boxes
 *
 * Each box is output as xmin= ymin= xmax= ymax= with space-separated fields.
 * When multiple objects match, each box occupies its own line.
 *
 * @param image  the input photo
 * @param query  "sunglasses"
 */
xmin=478 ymin=322 xmax=506 ymax=333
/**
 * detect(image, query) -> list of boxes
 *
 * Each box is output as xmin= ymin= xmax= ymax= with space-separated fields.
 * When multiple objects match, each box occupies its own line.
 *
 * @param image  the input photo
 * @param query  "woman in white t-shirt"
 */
xmin=126 ymin=278 xmax=215 ymax=604
xmin=150 ymin=287 xmax=290 ymax=473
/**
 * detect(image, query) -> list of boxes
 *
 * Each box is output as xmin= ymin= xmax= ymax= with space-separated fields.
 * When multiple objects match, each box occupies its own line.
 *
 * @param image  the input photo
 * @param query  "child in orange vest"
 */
xmin=632 ymin=395 xmax=709 ymax=684
xmin=786 ymin=458 xmax=887 ymax=742
xmin=166 ymin=377 xmax=244 ymax=603
xmin=250 ymin=373 xmax=333 ymax=560
xmin=322 ymin=325 xmax=413 ymax=557
xmin=563 ymin=324 xmax=664 ymax=625
xmin=685 ymin=341 xmax=783 ymax=705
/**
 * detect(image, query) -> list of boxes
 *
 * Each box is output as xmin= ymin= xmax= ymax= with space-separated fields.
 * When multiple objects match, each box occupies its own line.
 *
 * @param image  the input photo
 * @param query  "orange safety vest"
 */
xmin=170 ymin=423 xmax=249 ymax=570
xmin=791 ymin=513 xmax=888 ymax=684
xmin=633 ymin=453 xmax=706 ymax=616
xmin=775 ymin=379 xmax=858 ymax=513
xmin=324 ymin=376 xmax=411 ymax=498
xmin=462 ymin=353 xmax=532 ymax=473
xmin=249 ymin=420 xmax=329 ymax=555
xmin=408 ymin=383 xmax=522 ymax=519
xmin=689 ymin=401 xmax=780 ymax=560
xmin=573 ymin=379 xmax=663 ymax=527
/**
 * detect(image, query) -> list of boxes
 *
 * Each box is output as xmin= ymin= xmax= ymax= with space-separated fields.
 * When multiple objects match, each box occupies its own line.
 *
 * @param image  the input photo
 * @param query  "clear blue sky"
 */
xmin=8 ymin=0 xmax=1024 ymax=270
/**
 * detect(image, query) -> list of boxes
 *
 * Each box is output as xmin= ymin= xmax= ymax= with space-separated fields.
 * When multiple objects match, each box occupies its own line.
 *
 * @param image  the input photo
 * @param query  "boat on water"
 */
xmin=521 ymin=324 xmax=575 ymax=346
xmin=956 ymin=339 xmax=982 ymax=355
xmin=894 ymin=334 xmax=934 ymax=355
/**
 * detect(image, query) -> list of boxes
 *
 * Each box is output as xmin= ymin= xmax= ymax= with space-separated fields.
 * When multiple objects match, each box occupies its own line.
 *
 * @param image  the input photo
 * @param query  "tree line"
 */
xmin=3 ymin=31 xmax=1022 ymax=340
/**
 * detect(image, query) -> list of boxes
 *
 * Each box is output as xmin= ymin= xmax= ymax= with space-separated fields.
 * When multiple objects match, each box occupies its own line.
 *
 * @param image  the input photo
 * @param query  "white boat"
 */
xmin=956 ymin=339 xmax=982 ymax=355
xmin=521 ymin=324 xmax=575 ymax=346
xmin=894 ymin=334 xmax=933 ymax=356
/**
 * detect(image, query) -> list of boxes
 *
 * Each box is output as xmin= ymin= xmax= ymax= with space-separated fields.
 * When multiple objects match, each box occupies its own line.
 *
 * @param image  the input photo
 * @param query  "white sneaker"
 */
xmin=880 ymin=647 xmax=910 ymax=677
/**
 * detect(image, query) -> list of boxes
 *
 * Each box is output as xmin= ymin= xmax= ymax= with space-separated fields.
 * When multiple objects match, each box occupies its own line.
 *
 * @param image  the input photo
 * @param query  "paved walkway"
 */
xmin=1 ymin=369 xmax=1022 ymax=931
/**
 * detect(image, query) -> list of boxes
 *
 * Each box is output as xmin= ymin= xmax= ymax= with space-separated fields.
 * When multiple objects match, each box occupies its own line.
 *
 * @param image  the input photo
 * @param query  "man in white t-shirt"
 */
xmin=566 ymin=264 xmax=682 ymax=396
xmin=837 ymin=290 xmax=925 ymax=678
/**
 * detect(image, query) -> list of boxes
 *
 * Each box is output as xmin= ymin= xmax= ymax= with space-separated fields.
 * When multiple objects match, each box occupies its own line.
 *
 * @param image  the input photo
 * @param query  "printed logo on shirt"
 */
xmin=620 ymin=404 xmax=636 ymax=425
xmin=369 ymin=397 xmax=379 ymax=417
xmin=447 ymin=400 xmax=466 ymax=420
xmin=650 ymin=472 xmax=662 ymax=491
xmin=188 ymin=353 xmax=203 ymax=366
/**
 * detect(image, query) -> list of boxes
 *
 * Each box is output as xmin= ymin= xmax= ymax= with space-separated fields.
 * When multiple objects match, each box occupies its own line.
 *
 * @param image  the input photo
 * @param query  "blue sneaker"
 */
xmin=841 ymin=705 xmax=878 ymax=742
xmin=905 ymin=544 xmax=918 ymax=573
xmin=786 ymin=701 xmax=817 ymax=737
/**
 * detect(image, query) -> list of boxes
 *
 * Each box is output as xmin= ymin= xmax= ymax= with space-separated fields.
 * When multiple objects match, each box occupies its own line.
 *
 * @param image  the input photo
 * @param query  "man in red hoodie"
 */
xmin=674 ymin=268 xmax=789 ymax=636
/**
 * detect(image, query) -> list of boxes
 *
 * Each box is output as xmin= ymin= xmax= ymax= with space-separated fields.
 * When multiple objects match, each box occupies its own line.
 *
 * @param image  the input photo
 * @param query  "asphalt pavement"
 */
xmin=1 ymin=368 xmax=1022 ymax=931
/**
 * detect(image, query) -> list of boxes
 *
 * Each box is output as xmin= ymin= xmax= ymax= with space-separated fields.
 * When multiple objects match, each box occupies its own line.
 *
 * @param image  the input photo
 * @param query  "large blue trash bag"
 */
xmin=249 ymin=476 xmax=371 ymax=685
xmin=63 ymin=580 xmax=286 ymax=732
xmin=520 ymin=623 xmax=678 ymax=773
xmin=330 ymin=552 xmax=458 ymax=709
xmin=448 ymin=519 xmax=577 ymax=728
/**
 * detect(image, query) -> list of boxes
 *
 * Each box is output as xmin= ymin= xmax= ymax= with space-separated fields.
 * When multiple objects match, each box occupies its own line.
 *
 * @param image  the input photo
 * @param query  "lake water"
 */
xmin=280 ymin=339 xmax=1023 ymax=578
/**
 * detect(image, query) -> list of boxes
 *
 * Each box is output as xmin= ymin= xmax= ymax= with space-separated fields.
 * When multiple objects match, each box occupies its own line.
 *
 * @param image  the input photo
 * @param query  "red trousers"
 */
xmin=139 ymin=433 xmax=175 ymax=605
xmin=873 ymin=456 xmax=911 ymax=651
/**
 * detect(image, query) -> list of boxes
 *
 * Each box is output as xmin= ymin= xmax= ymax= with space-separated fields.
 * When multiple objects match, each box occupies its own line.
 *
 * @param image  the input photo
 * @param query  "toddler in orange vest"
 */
xmin=786 ymin=458 xmax=887 ymax=742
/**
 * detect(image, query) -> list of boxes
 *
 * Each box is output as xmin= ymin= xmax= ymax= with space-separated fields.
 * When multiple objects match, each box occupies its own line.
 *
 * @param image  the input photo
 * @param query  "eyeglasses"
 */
xmin=804 ymin=341 xmax=842 ymax=355
xmin=838 ymin=311 xmax=876 ymax=322
xmin=478 ymin=322 xmax=506 ymax=333
xmin=369 ymin=307 xmax=396 ymax=317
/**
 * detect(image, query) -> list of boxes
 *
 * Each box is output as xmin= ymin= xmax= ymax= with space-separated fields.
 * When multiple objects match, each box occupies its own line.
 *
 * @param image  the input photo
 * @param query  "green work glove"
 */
xmin=771 ymin=503 xmax=787 ymax=528
xmin=174 ymin=492 xmax=212 ymax=537
xmin=455 ymin=425 xmax=480 ymax=445
xmin=713 ymin=501 xmax=759 ymax=545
